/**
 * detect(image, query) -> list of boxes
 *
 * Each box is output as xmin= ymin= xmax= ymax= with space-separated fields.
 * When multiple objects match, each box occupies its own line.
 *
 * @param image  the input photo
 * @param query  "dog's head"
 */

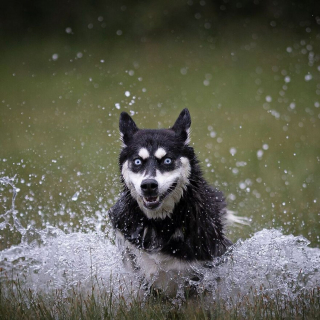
xmin=119 ymin=109 xmax=193 ymax=219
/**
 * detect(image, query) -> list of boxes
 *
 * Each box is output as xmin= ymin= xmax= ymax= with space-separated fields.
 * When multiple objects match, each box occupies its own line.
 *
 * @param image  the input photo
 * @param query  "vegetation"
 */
xmin=0 ymin=276 xmax=319 ymax=320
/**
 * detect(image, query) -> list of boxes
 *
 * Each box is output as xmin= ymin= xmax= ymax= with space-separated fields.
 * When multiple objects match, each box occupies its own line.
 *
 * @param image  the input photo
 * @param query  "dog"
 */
xmin=109 ymin=109 xmax=233 ymax=295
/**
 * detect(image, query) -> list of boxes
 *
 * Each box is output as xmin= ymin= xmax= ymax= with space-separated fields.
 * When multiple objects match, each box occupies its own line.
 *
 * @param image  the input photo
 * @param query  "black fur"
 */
xmin=109 ymin=109 xmax=232 ymax=261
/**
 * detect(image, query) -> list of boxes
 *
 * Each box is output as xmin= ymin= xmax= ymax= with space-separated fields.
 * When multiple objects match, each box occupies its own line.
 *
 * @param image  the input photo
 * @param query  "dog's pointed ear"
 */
xmin=171 ymin=108 xmax=191 ymax=145
xmin=119 ymin=112 xmax=139 ymax=146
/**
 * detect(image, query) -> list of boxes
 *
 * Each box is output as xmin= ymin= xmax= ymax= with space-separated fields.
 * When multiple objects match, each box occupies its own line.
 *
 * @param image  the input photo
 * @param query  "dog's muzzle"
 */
xmin=140 ymin=178 xmax=178 ymax=210
xmin=141 ymin=179 xmax=160 ymax=209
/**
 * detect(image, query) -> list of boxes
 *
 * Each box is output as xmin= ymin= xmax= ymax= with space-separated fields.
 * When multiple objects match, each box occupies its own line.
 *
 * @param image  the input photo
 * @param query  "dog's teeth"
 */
xmin=145 ymin=196 xmax=159 ymax=203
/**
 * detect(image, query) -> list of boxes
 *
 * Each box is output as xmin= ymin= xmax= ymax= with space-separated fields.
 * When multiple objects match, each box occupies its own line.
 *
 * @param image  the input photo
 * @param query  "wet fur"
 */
xmin=109 ymin=109 xmax=232 ymax=261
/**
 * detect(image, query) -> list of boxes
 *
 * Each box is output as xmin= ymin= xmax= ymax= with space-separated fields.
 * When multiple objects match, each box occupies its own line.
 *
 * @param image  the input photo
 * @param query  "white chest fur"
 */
xmin=115 ymin=231 xmax=200 ymax=295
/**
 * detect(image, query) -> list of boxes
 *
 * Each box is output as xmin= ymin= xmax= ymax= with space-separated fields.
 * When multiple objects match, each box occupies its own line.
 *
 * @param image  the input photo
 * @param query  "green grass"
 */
xmin=0 ymin=277 xmax=319 ymax=320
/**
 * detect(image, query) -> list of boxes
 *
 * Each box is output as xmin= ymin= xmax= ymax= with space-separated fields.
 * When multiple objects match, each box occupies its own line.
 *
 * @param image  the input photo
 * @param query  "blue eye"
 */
xmin=164 ymin=158 xmax=172 ymax=165
xmin=134 ymin=158 xmax=142 ymax=166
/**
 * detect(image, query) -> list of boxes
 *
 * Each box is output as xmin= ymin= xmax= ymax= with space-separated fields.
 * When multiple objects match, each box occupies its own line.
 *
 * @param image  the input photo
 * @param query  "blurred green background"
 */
xmin=1 ymin=0 xmax=320 ymax=249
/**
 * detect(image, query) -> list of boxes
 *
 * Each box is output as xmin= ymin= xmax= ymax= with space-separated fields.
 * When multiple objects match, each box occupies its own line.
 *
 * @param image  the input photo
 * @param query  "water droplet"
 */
xmin=52 ymin=53 xmax=59 ymax=61
xmin=289 ymin=102 xmax=296 ymax=109
xmin=229 ymin=147 xmax=237 ymax=156
xmin=265 ymin=95 xmax=272 ymax=102
xmin=305 ymin=74 xmax=312 ymax=81
xmin=257 ymin=150 xmax=264 ymax=159
xmin=239 ymin=182 xmax=246 ymax=189
xmin=72 ymin=191 xmax=80 ymax=201
xmin=180 ymin=67 xmax=187 ymax=75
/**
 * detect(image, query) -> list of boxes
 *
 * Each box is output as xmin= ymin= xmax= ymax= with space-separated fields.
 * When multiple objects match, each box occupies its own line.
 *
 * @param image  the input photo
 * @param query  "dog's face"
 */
xmin=119 ymin=109 xmax=192 ymax=219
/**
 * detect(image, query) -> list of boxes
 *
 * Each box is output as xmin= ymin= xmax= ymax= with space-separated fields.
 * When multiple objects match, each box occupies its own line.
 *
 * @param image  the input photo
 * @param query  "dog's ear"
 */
xmin=171 ymin=108 xmax=191 ymax=145
xmin=119 ymin=112 xmax=139 ymax=146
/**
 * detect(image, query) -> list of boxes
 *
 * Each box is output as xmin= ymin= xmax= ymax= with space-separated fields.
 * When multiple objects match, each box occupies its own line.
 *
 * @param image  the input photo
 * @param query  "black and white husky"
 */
xmin=109 ymin=109 xmax=234 ymax=294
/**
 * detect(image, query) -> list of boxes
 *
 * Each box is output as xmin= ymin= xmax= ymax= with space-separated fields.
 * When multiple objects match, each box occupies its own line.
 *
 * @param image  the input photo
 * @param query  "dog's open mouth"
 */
xmin=142 ymin=181 xmax=178 ymax=210
xmin=143 ymin=196 xmax=160 ymax=209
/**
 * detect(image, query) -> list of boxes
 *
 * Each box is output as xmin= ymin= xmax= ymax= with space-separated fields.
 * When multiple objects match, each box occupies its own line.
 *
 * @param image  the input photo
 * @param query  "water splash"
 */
xmin=0 ymin=176 xmax=25 ymax=234
xmin=1 ymin=228 xmax=128 ymax=295
xmin=206 ymin=229 xmax=320 ymax=302
xmin=71 ymin=191 xmax=80 ymax=201
xmin=0 ymin=176 xmax=319 ymax=305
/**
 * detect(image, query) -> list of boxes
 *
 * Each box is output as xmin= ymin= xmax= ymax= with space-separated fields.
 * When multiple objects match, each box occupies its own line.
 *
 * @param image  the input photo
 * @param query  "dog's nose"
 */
xmin=141 ymin=179 xmax=158 ymax=195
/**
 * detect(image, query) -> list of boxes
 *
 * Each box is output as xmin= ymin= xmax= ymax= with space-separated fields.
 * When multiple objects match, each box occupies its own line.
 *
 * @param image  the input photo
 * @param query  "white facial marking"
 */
xmin=154 ymin=147 xmax=166 ymax=159
xmin=138 ymin=147 xmax=150 ymax=159
xmin=122 ymin=157 xmax=191 ymax=220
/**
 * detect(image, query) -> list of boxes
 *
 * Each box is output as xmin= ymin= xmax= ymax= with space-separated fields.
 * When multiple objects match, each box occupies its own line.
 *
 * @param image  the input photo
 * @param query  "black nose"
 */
xmin=141 ymin=179 xmax=158 ymax=195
